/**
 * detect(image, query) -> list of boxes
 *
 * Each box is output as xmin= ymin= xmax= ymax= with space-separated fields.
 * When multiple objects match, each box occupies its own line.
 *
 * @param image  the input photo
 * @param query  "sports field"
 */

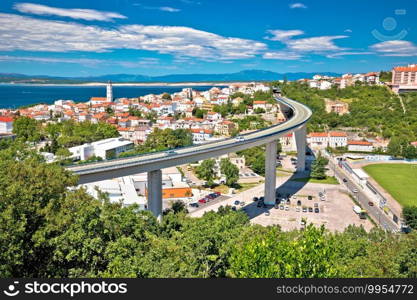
xmin=363 ymin=163 xmax=417 ymax=207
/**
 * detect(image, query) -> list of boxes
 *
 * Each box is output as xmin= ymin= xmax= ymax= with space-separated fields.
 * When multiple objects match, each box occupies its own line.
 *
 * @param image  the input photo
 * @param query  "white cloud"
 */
xmin=14 ymin=3 xmax=127 ymax=21
xmin=344 ymin=29 xmax=353 ymax=33
xmin=286 ymin=35 xmax=348 ymax=52
xmin=266 ymin=29 xmax=304 ymax=41
xmin=266 ymin=28 xmax=348 ymax=54
xmin=0 ymin=13 xmax=266 ymax=61
xmin=326 ymin=51 xmax=373 ymax=58
xmin=289 ymin=3 xmax=307 ymax=9
xmin=0 ymin=55 xmax=161 ymax=68
xmin=136 ymin=4 xmax=181 ymax=13
xmin=158 ymin=7 xmax=181 ymax=12
xmin=0 ymin=55 xmax=102 ymax=65
xmin=263 ymin=51 xmax=302 ymax=60
xmin=370 ymin=40 xmax=417 ymax=57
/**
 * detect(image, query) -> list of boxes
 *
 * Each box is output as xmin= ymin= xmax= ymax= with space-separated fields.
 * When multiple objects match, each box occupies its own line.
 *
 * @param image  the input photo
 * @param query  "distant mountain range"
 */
xmin=0 ymin=70 xmax=341 ymax=84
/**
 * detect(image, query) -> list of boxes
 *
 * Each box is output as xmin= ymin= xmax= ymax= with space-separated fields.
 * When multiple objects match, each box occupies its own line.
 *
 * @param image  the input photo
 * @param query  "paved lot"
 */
xmin=189 ymin=174 xmax=374 ymax=232
xmin=248 ymin=187 xmax=373 ymax=232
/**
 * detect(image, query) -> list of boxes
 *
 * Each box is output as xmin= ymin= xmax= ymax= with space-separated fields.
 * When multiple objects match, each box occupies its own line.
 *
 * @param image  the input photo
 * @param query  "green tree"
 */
xmin=220 ymin=158 xmax=239 ymax=187
xmin=196 ymin=159 xmax=216 ymax=186
xmin=310 ymin=153 xmax=328 ymax=180
xmin=403 ymin=206 xmax=417 ymax=230
xmin=192 ymin=108 xmax=207 ymax=119
xmin=12 ymin=116 xmax=43 ymax=142
xmin=227 ymin=225 xmax=340 ymax=278
xmin=161 ymin=93 xmax=172 ymax=100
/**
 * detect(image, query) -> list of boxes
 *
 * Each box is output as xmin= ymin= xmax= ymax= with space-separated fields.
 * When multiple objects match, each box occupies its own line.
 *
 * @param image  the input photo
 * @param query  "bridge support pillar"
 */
xmin=295 ymin=125 xmax=307 ymax=172
xmin=264 ymin=141 xmax=277 ymax=206
xmin=147 ymin=169 xmax=163 ymax=222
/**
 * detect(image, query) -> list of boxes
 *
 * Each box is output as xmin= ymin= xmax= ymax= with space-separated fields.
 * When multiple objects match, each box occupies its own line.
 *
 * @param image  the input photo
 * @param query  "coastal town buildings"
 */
xmin=391 ymin=64 xmax=417 ymax=93
xmin=0 ymin=116 xmax=13 ymax=133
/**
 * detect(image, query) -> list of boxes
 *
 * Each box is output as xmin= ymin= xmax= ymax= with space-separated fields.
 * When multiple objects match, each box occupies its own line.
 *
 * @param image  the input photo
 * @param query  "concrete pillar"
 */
xmin=147 ymin=169 xmax=163 ymax=222
xmin=295 ymin=125 xmax=307 ymax=172
xmin=264 ymin=141 xmax=277 ymax=205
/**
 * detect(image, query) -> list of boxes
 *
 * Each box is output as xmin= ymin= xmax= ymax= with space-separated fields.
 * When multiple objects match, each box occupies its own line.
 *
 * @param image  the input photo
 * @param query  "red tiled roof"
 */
xmin=90 ymin=97 xmax=107 ymax=101
xmin=309 ymin=132 xmax=328 ymax=137
xmin=348 ymin=140 xmax=372 ymax=146
xmin=330 ymin=131 xmax=347 ymax=137
xmin=394 ymin=65 xmax=417 ymax=72
xmin=0 ymin=116 xmax=13 ymax=122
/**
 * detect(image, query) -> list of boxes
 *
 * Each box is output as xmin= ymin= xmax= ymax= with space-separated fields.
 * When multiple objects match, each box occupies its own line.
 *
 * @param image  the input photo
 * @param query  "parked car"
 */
xmin=308 ymin=195 xmax=313 ymax=200
xmin=253 ymin=197 xmax=259 ymax=202
xmin=296 ymin=207 xmax=301 ymax=212
xmin=274 ymin=204 xmax=279 ymax=209
xmin=314 ymin=203 xmax=319 ymax=208
xmin=214 ymin=192 xmax=221 ymax=196
xmin=257 ymin=201 xmax=263 ymax=208
xmin=236 ymin=136 xmax=245 ymax=142
xmin=297 ymin=200 xmax=302 ymax=206
xmin=343 ymin=178 xmax=348 ymax=183
xmin=368 ymin=201 xmax=374 ymax=206
xmin=280 ymin=205 xmax=284 ymax=210
xmin=198 ymin=199 xmax=207 ymax=204
xmin=302 ymin=207 xmax=307 ymax=212
xmin=240 ymin=202 xmax=245 ymax=206
xmin=315 ymin=208 xmax=320 ymax=213
xmin=285 ymin=206 xmax=289 ymax=211
xmin=231 ymin=206 xmax=237 ymax=211
xmin=260 ymin=196 xmax=265 ymax=202
xmin=353 ymin=189 xmax=358 ymax=193
xmin=264 ymin=211 xmax=270 ymax=216
xmin=234 ymin=200 xmax=240 ymax=205
xmin=189 ymin=202 xmax=199 ymax=208
xmin=308 ymin=207 xmax=313 ymax=212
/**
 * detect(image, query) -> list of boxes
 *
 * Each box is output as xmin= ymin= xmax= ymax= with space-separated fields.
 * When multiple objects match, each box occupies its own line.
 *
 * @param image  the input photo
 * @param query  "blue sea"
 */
xmin=0 ymin=84 xmax=222 ymax=109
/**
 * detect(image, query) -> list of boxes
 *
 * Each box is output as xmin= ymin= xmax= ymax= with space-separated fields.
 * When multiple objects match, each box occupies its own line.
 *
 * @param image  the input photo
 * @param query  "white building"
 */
xmin=279 ymin=133 xmax=297 ymax=152
xmin=0 ymin=116 xmax=13 ymax=133
xmin=69 ymin=137 xmax=134 ymax=161
xmin=307 ymin=131 xmax=347 ymax=149
xmin=191 ymin=129 xmax=213 ymax=143
xmin=347 ymin=140 xmax=374 ymax=152
xmin=328 ymin=132 xmax=348 ymax=148
xmin=82 ymin=177 xmax=147 ymax=210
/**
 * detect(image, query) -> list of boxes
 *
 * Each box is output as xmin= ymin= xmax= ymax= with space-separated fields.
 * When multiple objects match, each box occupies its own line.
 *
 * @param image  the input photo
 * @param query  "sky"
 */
xmin=0 ymin=0 xmax=416 ymax=77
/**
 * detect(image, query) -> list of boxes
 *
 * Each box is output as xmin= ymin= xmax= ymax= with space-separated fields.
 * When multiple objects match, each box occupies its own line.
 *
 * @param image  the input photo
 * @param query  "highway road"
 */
xmin=66 ymin=96 xmax=312 ymax=184
xmin=328 ymin=159 xmax=400 ymax=232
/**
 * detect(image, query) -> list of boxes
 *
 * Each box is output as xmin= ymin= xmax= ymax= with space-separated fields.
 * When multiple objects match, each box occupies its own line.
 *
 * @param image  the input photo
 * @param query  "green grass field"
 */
xmin=363 ymin=164 xmax=417 ymax=207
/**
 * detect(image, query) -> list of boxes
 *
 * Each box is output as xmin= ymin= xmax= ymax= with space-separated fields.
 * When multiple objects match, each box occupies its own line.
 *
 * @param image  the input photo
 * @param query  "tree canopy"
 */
xmin=1 ymin=144 xmax=416 ymax=278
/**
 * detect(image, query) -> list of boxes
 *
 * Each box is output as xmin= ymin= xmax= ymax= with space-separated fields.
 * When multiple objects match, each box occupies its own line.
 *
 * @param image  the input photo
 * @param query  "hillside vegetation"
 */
xmin=0 ymin=143 xmax=416 ymax=278
xmin=273 ymin=82 xmax=417 ymax=142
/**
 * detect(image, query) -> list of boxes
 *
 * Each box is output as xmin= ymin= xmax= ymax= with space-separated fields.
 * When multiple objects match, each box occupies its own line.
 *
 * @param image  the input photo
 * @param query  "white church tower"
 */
xmin=106 ymin=81 xmax=113 ymax=102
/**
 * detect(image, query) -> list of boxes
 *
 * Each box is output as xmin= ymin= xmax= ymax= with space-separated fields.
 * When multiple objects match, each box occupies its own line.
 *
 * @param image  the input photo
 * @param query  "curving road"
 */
xmin=66 ymin=96 xmax=312 ymax=184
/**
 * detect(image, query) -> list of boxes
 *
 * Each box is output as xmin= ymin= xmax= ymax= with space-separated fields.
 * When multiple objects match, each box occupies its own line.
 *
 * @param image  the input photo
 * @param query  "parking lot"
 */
xmin=247 ymin=186 xmax=373 ymax=232
xmin=189 ymin=177 xmax=374 ymax=232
